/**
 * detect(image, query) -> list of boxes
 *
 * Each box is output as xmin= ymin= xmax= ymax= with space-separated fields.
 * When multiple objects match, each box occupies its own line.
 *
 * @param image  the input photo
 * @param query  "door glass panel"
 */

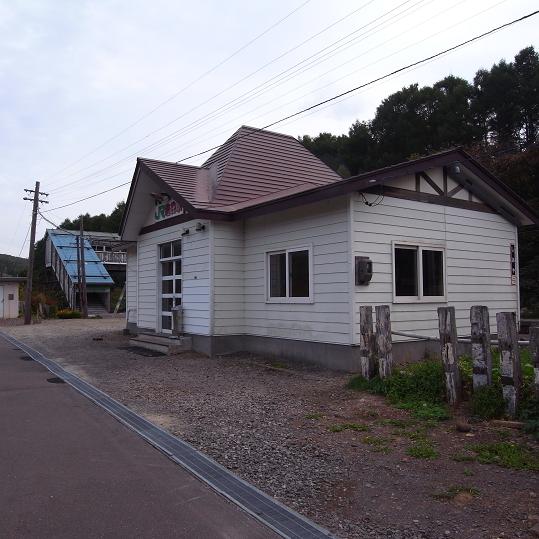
xmin=162 ymin=280 xmax=173 ymax=294
xmin=173 ymin=240 xmax=182 ymax=257
xmin=175 ymin=279 xmax=182 ymax=294
xmin=161 ymin=315 xmax=172 ymax=330
xmin=162 ymin=298 xmax=174 ymax=312
xmin=174 ymin=259 xmax=182 ymax=276
xmin=162 ymin=261 xmax=174 ymax=276
xmin=160 ymin=243 xmax=171 ymax=259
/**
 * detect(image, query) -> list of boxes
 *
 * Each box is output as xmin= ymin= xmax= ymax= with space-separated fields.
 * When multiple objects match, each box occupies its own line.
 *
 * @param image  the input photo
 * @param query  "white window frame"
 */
xmin=265 ymin=245 xmax=314 ymax=304
xmin=158 ymin=240 xmax=182 ymax=333
xmin=392 ymin=240 xmax=447 ymax=304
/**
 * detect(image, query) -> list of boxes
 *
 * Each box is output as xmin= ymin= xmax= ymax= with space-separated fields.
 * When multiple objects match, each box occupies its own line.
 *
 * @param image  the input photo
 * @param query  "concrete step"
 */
xmin=129 ymin=334 xmax=192 ymax=355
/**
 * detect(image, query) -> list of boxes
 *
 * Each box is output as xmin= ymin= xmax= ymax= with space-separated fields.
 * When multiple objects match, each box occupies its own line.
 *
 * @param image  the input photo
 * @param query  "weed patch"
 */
xmin=305 ymin=412 xmax=323 ymax=420
xmin=452 ymin=452 xmax=476 ymax=462
xmin=432 ymin=486 xmax=480 ymax=501
xmin=348 ymin=360 xmax=450 ymax=421
xmin=362 ymin=435 xmax=391 ymax=453
xmin=470 ymin=442 xmax=539 ymax=471
xmin=329 ymin=422 xmax=370 ymax=433
xmin=407 ymin=439 xmax=438 ymax=459
xmin=470 ymin=385 xmax=506 ymax=420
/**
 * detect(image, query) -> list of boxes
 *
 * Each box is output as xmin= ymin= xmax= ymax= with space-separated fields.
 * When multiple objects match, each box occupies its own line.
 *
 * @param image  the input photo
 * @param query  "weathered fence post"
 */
xmin=438 ymin=306 xmax=461 ymax=405
xmin=470 ymin=305 xmax=492 ymax=389
xmin=528 ymin=326 xmax=539 ymax=399
xmin=496 ymin=312 xmax=521 ymax=418
xmin=359 ymin=306 xmax=376 ymax=379
xmin=375 ymin=305 xmax=393 ymax=379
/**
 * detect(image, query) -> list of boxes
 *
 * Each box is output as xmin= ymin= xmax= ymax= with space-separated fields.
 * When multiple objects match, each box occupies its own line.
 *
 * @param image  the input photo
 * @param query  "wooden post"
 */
xmin=530 ymin=326 xmax=539 ymax=399
xmin=359 ymin=306 xmax=376 ymax=379
xmin=438 ymin=306 xmax=461 ymax=405
xmin=496 ymin=312 xmax=521 ymax=418
xmin=470 ymin=305 xmax=492 ymax=389
xmin=375 ymin=305 xmax=392 ymax=379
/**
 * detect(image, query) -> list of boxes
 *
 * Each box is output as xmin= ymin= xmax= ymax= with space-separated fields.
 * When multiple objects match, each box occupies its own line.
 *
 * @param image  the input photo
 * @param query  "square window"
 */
xmin=394 ymin=244 xmax=445 ymax=301
xmin=269 ymin=252 xmax=286 ymax=297
xmin=289 ymin=250 xmax=309 ymax=297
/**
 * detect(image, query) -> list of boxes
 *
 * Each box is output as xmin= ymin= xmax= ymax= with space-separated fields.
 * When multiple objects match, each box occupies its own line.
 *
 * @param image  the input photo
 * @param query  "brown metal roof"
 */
xmin=138 ymin=126 xmax=342 ymax=213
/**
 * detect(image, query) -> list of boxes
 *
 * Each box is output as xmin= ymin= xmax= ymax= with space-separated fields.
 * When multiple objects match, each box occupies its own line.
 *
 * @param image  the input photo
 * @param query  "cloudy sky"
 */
xmin=1 ymin=0 xmax=537 ymax=256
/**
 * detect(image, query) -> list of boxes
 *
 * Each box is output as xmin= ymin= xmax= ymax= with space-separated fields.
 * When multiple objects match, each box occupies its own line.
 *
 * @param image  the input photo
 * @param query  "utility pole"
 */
xmin=23 ymin=181 xmax=48 ymax=325
xmin=79 ymin=217 xmax=88 ymax=318
xmin=75 ymin=235 xmax=82 ymax=311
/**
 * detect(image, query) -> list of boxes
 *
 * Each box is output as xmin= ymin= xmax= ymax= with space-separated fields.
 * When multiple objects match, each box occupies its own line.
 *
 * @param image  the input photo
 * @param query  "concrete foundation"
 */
xmin=125 ymin=325 xmax=470 ymax=372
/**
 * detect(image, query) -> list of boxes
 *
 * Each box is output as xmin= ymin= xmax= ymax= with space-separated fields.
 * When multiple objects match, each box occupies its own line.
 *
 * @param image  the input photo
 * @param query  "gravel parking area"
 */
xmin=3 ymin=319 xmax=538 ymax=539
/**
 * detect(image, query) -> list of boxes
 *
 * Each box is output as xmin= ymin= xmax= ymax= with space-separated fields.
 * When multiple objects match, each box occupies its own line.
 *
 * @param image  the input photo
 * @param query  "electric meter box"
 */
xmin=355 ymin=256 xmax=373 ymax=285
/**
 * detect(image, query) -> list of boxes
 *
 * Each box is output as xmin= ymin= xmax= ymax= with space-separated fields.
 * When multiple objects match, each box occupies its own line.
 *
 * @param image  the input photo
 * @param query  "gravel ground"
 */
xmin=3 ymin=319 xmax=538 ymax=539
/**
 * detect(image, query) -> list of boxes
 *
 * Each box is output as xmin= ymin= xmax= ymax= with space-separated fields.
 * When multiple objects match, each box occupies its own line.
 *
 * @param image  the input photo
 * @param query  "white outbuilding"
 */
xmin=0 ymin=277 xmax=25 ymax=319
xmin=120 ymin=126 xmax=538 ymax=369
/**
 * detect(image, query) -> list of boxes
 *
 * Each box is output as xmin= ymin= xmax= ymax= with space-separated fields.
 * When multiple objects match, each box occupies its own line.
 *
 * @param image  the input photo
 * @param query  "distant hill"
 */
xmin=0 ymin=253 xmax=28 ymax=277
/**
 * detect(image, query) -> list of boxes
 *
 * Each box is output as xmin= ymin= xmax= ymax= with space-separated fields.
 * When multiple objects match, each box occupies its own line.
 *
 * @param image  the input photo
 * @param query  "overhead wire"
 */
xmin=47 ymin=0 xmax=408 ymax=192
xmin=44 ymin=0 xmax=313 ymax=182
xmin=41 ymin=8 xmax=539 ymax=214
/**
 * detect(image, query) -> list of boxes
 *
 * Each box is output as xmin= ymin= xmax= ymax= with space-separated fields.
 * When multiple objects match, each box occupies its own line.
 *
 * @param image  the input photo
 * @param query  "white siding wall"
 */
xmin=126 ymin=245 xmax=137 ymax=323
xmin=212 ymin=221 xmax=244 ymax=335
xmin=135 ymin=220 xmax=211 ymax=334
xmin=351 ymin=193 xmax=518 ymax=343
xmin=238 ymin=197 xmax=352 ymax=344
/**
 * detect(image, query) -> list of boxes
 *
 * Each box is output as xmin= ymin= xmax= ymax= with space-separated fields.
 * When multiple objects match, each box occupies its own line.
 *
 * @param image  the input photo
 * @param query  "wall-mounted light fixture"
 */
xmin=195 ymin=222 xmax=206 ymax=232
xmin=181 ymin=228 xmax=190 ymax=236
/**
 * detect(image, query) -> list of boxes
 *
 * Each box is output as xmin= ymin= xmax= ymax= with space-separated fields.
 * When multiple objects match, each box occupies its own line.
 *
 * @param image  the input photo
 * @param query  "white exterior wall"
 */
xmin=126 ymin=245 xmax=137 ymax=324
xmin=134 ymin=220 xmax=211 ymax=334
xmin=351 ymin=192 xmax=519 ymax=344
xmin=0 ymin=283 xmax=20 ymax=319
xmin=234 ymin=197 xmax=352 ymax=344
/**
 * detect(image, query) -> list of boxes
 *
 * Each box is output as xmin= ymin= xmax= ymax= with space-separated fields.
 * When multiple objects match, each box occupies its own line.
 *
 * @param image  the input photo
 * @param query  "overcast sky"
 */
xmin=1 ymin=0 xmax=537 ymax=256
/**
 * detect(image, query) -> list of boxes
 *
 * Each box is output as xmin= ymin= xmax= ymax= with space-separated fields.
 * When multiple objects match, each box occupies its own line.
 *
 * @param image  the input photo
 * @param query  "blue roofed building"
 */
xmin=45 ymin=229 xmax=116 ymax=313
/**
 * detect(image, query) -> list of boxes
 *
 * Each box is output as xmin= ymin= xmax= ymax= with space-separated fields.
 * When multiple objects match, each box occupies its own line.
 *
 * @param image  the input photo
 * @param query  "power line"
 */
xmin=42 ymin=9 xmax=539 ymax=214
xmin=44 ymin=0 xmax=312 ymax=183
xmin=46 ymin=0 xmax=386 ymax=191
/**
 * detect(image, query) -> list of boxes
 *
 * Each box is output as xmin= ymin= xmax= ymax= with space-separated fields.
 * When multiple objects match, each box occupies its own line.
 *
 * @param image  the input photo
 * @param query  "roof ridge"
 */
xmin=238 ymin=125 xmax=298 ymax=141
xmin=138 ymin=157 xmax=201 ymax=169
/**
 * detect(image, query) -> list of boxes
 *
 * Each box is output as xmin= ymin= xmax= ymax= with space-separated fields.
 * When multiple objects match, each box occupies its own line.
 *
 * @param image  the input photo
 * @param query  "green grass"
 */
xmin=407 ymin=439 xmax=439 ymax=459
xmin=463 ymin=468 xmax=474 ymax=477
xmin=329 ymin=422 xmax=370 ymax=433
xmin=269 ymin=361 xmax=288 ymax=370
xmin=469 ymin=442 xmax=539 ymax=471
xmin=470 ymin=384 xmax=506 ymax=420
xmin=432 ymin=486 xmax=480 ymax=501
xmin=452 ymin=452 xmax=476 ymax=462
xmin=305 ymin=412 xmax=323 ymax=420
xmin=362 ymin=435 xmax=392 ymax=453
xmin=348 ymin=360 xmax=450 ymax=421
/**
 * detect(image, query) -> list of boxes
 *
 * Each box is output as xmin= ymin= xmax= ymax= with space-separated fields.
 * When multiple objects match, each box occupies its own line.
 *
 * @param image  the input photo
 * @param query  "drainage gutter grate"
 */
xmin=0 ymin=332 xmax=333 ymax=539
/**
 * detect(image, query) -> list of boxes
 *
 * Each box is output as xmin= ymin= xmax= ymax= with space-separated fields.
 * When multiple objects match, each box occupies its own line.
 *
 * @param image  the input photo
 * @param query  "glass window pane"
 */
xmin=269 ymin=253 xmax=286 ymax=297
xmin=175 ymin=279 xmax=182 ymax=294
xmin=175 ymin=297 xmax=182 ymax=306
xmin=162 ymin=261 xmax=174 ymax=276
xmin=395 ymin=247 xmax=418 ymax=296
xmin=422 ymin=250 xmax=444 ymax=296
xmin=289 ymin=250 xmax=310 ymax=297
xmin=174 ymin=259 xmax=182 ymax=276
xmin=162 ymin=280 xmax=173 ymax=294
xmin=173 ymin=240 xmax=182 ymax=257
xmin=161 ymin=316 xmax=172 ymax=330
xmin=160 ymin=243 xmax=171 ymax=259
xmin=162 ymin=298 xmax=174 ymax=312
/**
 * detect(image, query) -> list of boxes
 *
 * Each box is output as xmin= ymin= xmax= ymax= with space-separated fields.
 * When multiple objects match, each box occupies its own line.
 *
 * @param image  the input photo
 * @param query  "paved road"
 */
xmin=0 ymin=337 xmax=276 ymax=539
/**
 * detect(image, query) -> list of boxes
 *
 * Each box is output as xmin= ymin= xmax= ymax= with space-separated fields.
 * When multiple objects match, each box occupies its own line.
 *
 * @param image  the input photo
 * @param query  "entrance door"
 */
xmin=0 ymin=286 xmax=4 ymax=318
xmin=159 ymin=240 xmax=182 ymax=333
